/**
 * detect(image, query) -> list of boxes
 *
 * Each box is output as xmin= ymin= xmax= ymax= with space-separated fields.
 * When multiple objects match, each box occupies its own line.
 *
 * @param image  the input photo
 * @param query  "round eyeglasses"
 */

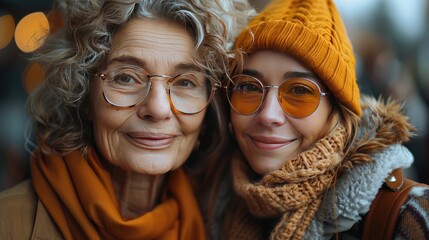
xmin=226 ymin=75 xmax=329 ymax=118
xmin=98 ymin=66 xmax=220 ymax=114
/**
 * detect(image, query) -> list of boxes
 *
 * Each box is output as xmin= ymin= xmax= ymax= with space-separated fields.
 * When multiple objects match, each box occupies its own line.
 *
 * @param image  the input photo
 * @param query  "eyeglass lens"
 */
xmin=102 ymin=66 xmax=214 ymax=114
xmin=227 ymin=75 xmax=322 ymax=118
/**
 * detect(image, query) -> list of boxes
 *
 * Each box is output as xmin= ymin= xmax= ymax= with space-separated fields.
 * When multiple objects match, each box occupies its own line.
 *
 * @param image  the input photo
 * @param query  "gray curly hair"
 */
xmin=27 ymin=0 xmax=255 ymax=155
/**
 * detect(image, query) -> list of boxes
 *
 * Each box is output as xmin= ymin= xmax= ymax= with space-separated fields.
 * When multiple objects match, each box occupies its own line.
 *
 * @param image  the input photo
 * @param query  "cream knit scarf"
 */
xmin=229 ymin=125 xmax=347 ymax=240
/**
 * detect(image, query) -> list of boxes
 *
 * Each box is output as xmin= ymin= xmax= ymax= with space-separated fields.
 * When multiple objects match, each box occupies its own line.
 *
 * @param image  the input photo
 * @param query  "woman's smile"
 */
xmin=249 ymin=135 xmax=295 ymax=151
xmin=126 ymin=132 xmax=176 ymax=149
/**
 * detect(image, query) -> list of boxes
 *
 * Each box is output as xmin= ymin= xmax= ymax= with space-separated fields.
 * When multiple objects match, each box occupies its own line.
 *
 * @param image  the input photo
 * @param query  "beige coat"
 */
xmin=0 ymin=180 xmax=63 ymax=239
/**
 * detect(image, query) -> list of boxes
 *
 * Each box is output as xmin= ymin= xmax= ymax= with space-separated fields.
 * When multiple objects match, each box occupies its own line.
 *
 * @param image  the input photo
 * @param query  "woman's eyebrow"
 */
xmin=242 ymin=69 xmax=316 ymax=81
xmin=242 ymin=69 xmax=263 ymax=79
xmin=174 ymin=63 xmax=205 ymax=73
xmin=107 ymin=56 xmax=203 ymax=73
xmin=284 ymin=71 xmax=316 ymax=79
xmin=108 ymin=56 xmax=147 ymax=69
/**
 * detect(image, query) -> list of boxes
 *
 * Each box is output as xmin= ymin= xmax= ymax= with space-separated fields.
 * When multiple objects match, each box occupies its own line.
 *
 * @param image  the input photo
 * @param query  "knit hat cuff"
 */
xmin=234 ymin=21 xmax=362 ymax=116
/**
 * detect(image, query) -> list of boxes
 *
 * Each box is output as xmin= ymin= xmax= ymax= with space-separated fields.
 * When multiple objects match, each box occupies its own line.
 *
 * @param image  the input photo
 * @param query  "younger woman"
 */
xmin=222 ymin=0 xmax=429 ymax=239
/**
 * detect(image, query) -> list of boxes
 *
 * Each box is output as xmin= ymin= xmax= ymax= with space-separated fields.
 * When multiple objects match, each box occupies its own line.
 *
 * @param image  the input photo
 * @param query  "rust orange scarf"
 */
xmin=31 ymin=146 xmax=206 ymax=240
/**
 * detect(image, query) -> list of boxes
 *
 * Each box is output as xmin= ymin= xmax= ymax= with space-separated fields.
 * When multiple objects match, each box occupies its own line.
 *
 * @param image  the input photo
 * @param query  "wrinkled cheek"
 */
xmin=92 ymin=121 xmax=119 ymax=163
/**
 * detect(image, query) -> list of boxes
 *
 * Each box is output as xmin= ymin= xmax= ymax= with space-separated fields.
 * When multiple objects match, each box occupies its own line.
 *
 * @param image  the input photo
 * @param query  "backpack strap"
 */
xmin=362 ymin=168 xmax=425 ymax=240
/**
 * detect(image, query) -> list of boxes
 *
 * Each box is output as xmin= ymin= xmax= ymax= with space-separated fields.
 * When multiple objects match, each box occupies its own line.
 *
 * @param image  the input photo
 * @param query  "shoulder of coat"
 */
xmin=0 ymin=180 xmax=38 ymax=239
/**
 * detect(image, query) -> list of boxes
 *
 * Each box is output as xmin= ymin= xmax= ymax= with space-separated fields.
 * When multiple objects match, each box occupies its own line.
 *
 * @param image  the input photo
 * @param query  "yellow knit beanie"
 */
xmin=234 ymin=0 xmax=362 ymax=116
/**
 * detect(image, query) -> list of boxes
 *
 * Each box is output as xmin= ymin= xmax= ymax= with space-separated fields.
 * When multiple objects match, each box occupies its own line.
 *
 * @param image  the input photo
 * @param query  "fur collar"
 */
xmin=305 ymin=96 xmax=415 ymax=239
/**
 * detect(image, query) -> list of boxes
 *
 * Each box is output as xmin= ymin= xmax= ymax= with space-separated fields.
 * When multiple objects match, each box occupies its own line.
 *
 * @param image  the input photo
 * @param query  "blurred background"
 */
xmin=0 ymin=0 xmax=428 ymax=191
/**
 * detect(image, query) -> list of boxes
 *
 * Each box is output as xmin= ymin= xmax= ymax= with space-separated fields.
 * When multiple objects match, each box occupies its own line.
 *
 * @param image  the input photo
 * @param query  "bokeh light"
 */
xmin=14 ymin=12 xmax=49 ymax=53
xmin=23 ymin=62 xmax=44 ymax=94
xmin=0 ymin=15 xmax=15 ymax=49
xmin=46 ymin=10 xmax=64 ymax=34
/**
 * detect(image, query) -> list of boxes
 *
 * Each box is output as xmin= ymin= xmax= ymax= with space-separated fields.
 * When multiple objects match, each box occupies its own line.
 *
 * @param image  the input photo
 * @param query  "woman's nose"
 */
xmin=255 ymin=89 xmax=286 ymax=126
xmin=137 ymin=81 xmax=172 ymax=121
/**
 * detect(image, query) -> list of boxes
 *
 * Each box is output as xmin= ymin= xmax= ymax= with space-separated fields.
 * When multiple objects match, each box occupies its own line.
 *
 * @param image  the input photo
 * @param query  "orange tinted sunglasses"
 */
xmin=226 ymin=75 xmax=329 ymax=118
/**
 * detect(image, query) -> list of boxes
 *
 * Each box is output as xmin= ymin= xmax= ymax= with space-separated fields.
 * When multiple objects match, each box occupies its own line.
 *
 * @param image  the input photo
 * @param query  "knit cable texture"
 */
xmin=231 ymin=125 xmax=347 ymax=240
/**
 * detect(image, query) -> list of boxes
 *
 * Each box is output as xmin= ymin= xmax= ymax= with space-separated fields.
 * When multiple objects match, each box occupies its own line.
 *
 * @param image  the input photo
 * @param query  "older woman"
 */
xmin=0 ymin=0 xmax=253 ymax=239
xmin=219 ymin=0 xmax=429 ymax=239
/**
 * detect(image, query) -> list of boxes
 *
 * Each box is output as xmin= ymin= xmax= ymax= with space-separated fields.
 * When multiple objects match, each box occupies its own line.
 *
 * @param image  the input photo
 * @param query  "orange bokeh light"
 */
xmin=46 ymin=10 xmax=64 ymax=34
xmin=15 ymin=12 xmax=49 ymax=53
xmin=23 ymin=62 xmax=44 ymax=94
xmin=0 ymin=15 xmax=15 ymax=49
